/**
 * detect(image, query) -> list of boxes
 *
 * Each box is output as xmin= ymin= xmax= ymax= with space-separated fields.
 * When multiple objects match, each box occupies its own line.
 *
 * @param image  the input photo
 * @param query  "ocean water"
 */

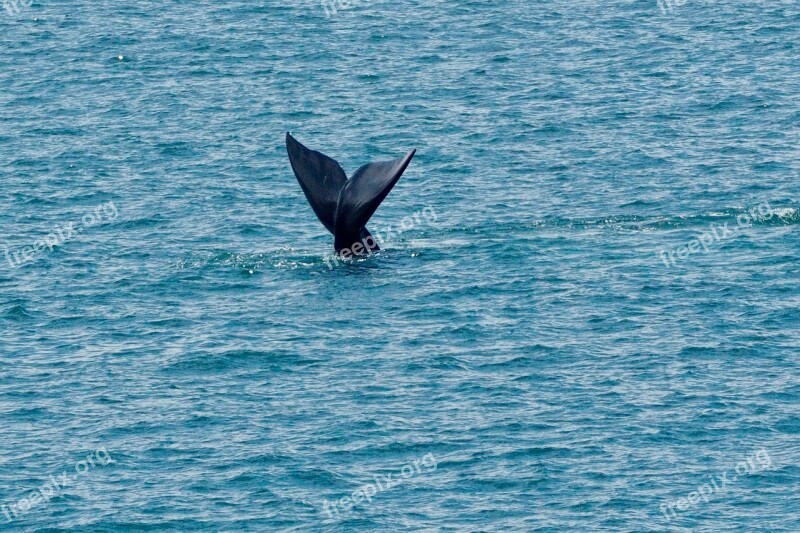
xmin=1 ymin=0 xmax=799 ymax=531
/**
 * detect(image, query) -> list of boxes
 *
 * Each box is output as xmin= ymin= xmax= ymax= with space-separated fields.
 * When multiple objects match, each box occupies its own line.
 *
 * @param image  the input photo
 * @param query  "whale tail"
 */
xmin=285 ymin=132 xmax=416 ymax=254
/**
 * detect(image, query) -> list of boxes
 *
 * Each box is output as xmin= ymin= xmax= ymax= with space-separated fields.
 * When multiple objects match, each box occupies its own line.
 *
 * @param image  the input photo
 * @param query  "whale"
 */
xmin=286 ymin=132 xmax=416 ymax=255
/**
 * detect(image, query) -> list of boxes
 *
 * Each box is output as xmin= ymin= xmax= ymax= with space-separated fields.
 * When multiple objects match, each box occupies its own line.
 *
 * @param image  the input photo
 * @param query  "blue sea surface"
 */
xmin=1 ymin=0 xmax=799 ymax=531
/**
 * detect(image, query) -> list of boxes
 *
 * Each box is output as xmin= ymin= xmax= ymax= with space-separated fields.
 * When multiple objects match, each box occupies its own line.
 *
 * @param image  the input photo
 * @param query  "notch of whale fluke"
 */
xmin=285 ymin=132 xmax=416 ymax=255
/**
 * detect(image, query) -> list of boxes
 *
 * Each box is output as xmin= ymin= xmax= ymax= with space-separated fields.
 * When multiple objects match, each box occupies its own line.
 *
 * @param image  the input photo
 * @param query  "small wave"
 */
xmin=173 ymin=245 xmax=432 ymax=274
xmin=173 ymin=249 xmax=326 ymax=273
xmin=443 ymin=204 xmax=800 ymax=236
xmin=2 ymin=303 xmax=34 ymax=320
xmin=543 ymin=206 xmax=800 ymax=231
xmin=169 ymin=205 xmax=797 ymax=272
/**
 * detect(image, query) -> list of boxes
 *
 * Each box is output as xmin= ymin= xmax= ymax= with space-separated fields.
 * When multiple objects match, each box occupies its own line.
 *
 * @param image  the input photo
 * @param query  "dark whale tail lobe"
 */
xmin=285 ymin=132 xmax=416 ymax=254
xmin=285 ymin=132 xmax=348 ymax=235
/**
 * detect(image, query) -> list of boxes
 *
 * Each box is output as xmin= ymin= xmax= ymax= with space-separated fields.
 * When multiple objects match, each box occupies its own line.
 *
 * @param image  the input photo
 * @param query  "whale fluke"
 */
xmin=286 ymin=132 xmax=416 ymax=255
